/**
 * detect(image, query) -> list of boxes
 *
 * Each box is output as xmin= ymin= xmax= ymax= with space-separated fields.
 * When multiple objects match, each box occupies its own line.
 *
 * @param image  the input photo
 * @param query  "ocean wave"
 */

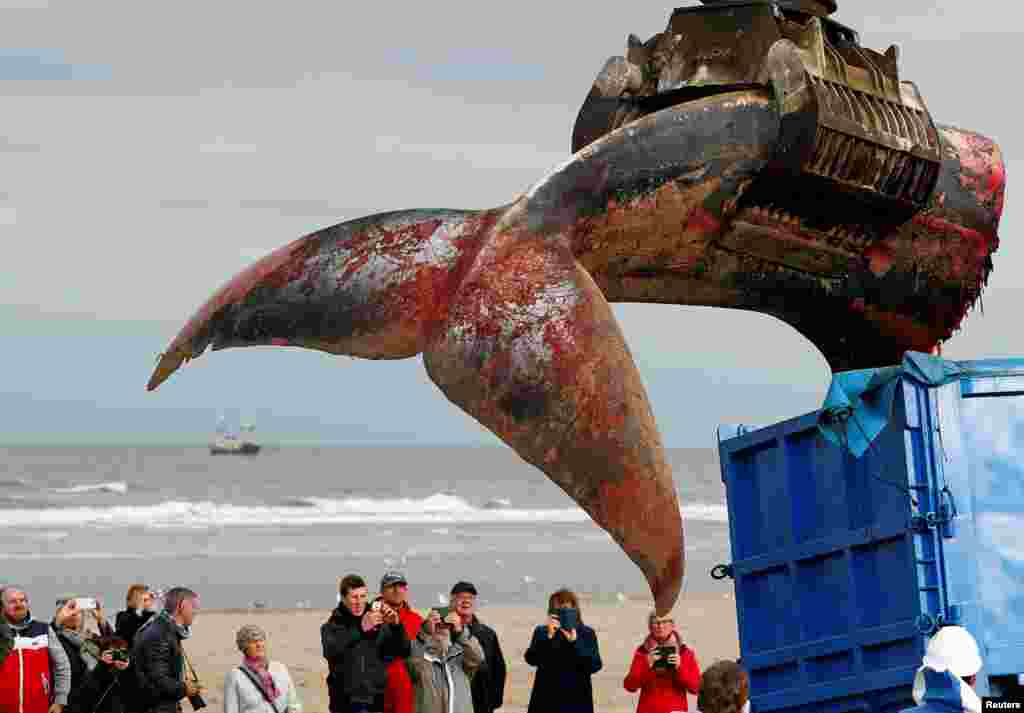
xmin=53 ymin=481 xmax=128 ymax=495
xmin=23 ymin=530 xmax=71 ymax=542
xmin=0 ymin=492 xmax=728 ymax=529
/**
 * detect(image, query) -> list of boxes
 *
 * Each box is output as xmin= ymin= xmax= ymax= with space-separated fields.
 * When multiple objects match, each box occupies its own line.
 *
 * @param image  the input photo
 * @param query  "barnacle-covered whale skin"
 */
xmin=147 ymin=1 xmax=1004 ymax=616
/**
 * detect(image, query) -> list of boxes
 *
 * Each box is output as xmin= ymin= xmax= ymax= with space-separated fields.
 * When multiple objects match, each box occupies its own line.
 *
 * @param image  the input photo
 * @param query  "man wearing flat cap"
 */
xmin=376 ymin=572 xmax=422 ymax=713
xmin=450 ymin=582 xmax=506 ymax=713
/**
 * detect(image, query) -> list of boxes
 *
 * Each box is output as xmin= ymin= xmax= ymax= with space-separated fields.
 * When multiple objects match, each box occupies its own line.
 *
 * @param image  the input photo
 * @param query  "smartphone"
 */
xmin=549 ymin=606 xmax=578 ymax=631
xmin=75 ymin=597 xmax=97 ymax=610
xmin=371 ymin=600 xmax=383 ymax=612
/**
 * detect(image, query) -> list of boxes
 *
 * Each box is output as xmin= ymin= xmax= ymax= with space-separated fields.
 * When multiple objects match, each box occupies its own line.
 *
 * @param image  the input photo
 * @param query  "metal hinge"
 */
xmin=909 ymin=488 xmax=959 ymax=539
xmin=916 ymin=605 xmax=964 ymax=635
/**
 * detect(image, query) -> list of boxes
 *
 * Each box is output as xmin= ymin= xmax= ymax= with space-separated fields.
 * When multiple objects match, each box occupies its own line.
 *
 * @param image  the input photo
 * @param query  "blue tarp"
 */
xmin=818 ymin=352 xmax=964 ymax=457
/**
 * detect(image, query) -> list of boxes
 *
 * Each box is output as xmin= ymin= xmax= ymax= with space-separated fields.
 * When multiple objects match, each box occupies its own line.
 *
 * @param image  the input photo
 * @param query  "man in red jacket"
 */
xmin=378 ymin=572 xmax=422 ymax=713
xmin=624 ymin=611 xmax=700 ymax=713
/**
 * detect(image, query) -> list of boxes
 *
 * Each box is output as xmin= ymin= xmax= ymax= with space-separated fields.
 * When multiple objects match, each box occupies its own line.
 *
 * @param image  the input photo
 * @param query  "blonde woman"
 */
xmin=114 ymin=584 xmax=154 ymax=645
xmin=224 ymin=625 xmax=302 ymax=713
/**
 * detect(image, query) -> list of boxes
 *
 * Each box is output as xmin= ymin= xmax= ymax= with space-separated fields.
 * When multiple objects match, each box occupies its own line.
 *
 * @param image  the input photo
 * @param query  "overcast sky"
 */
xmin=0 ymin=0 xmax=1019 ymax=446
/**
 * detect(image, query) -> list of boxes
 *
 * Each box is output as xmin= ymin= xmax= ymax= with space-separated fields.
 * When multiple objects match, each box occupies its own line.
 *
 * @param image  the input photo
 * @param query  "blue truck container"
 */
xmin=716 ymin=356 xmax=1024 ymax=710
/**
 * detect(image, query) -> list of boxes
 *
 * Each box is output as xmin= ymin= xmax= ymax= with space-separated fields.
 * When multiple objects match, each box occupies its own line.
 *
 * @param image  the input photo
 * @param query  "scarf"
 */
xmin=54 ymin=623 xmax=100 ymax=671
xmin=155 ymin=610 xmax=192 ymax=640
xmin=243 ymin=656 xmax=279 ymax=701
xmin=642 ymin=630 xmax=683 ymax=653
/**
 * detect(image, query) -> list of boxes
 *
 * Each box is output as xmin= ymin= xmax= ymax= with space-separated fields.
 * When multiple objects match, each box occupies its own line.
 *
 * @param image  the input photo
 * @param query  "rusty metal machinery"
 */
xmin=147 ymin=2 xmax=1005 ymax=616
xmin=573 ymin=0 xmax=942 ymax=217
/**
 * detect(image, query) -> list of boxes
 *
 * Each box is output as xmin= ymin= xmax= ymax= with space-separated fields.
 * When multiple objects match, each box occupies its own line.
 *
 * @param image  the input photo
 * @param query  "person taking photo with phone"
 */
xmin=624 ymin=611 xmax=700 ymax=713
xmin=52 ymin=595 xmax=115 ymax=704
xmin=449 ymin=581 xmax=506 ymax=713
xmin=321 ymin=575 xmax=409 ymax=713
xmin=374 ymin=571 xmax=421 ymax=713
xmin=405 ymin=606 xmax=483 ymax=713
xmin=524 ymin=588 xmax=602 ymax=713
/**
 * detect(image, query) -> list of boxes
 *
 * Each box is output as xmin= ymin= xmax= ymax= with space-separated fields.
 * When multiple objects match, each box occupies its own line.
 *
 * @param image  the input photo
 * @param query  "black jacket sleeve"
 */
xmin=572 ymin=627 xmax=602 ymax=675
xmin=523 ymin=626 xmax=551 ymax=668
xmin=488 ymin=629 xmax=507 ymax=708
xmin=320 ymin=621 xmax=363 ymax=661
xmin=145 ymin=636 xmax=187 ymax=701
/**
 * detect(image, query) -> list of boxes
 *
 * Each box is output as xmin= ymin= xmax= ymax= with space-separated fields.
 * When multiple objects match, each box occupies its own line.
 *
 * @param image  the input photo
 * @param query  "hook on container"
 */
xmin=711 ymin=563 xmax=735 ymax=580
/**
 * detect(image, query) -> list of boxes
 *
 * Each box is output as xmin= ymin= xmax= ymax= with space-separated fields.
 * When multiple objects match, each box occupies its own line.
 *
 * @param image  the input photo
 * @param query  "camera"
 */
xmin=433 ymin=607 xmax=454 ymax=629
xmin=371 ymin=600 xmax=383 ymax=612
xmin=188 ymin=693 xmax=207 ymax=711
xmin=653 ymin=645 xmax=677 ymax=669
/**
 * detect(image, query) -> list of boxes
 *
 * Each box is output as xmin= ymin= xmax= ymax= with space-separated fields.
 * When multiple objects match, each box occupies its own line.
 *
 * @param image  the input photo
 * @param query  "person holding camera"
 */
xmin=321 ymin=575 xmax=410 ymax=713
xmin=0 ymin=585 xmax=72 ymax=713
xmin=376 ymin=571 xmax=421 ymax=713
xmin=524 ymin=588 xmax=602 ymax=713
xmin=223 ymin=625 xmax=302 ymax=713
xmin=52 ymin=595 xmax=115 ymax=703
xmin=623 ymin=611 xmax=700 ymax=713
xmin=450 ymin=581 xmax=506 ymax=713
xmin=66 ymin=637 xmax=132 ymax=713
xmin=131 ymin=587 xmax=204 ymax=713
xmin=405 ymin=606 xmax=483 ymax=713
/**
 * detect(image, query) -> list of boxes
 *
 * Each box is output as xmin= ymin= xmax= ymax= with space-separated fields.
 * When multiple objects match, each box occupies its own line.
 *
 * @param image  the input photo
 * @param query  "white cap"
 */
xmin=922 ymin=626 xmax=982 ymax=678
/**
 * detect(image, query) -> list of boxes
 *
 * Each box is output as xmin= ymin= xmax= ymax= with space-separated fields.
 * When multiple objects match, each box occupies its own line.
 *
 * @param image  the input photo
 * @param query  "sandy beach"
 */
xmin=182 ymin=594 xmax=739 ymax=713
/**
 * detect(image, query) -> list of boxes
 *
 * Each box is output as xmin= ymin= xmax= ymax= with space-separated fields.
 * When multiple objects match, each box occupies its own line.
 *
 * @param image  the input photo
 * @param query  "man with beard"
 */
xmin=0 ymin=585 xmax=71 ymax=713
xmin=449 ymin=582 xmax=506 ymax=713
xmin=322 ymin=575 xmax=409 ymax=713
xmin=405 ymin=607 xmax=483 ymax=713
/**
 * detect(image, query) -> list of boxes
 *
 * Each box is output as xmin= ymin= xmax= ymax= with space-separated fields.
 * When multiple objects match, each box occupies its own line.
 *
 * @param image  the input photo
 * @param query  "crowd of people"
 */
xmin=1 ymin=577 xmax=984 ymax=713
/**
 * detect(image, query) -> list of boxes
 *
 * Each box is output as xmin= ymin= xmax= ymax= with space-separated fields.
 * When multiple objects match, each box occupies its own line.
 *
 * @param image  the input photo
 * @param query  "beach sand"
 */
xmin=184 ymin=594 xmax=739 ymax=713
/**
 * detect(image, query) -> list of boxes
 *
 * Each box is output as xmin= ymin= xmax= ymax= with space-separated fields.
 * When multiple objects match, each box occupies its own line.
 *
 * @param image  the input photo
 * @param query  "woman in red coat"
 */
xmin=623 ymin=611 xmax=700 ymax=713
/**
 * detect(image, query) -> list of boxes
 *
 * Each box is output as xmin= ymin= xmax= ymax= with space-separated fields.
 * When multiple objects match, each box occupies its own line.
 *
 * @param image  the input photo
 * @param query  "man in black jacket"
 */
xmin=131 ymin=588 xmax=203 ymax=713
xmin=450 ymin=581 xmax=506 ymax=713
xmin=321 ymin=574 xmax=409 ymax=713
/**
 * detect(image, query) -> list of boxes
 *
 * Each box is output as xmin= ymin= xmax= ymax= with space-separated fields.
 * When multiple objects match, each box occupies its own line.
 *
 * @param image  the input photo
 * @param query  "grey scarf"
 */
xmin=56 ymin=625 xmax=100 ymax=671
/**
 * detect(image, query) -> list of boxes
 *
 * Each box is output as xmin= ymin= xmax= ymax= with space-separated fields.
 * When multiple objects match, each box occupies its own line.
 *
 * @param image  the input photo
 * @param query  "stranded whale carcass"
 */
xmin=147 ymin=1 xmax=1005 ymax=615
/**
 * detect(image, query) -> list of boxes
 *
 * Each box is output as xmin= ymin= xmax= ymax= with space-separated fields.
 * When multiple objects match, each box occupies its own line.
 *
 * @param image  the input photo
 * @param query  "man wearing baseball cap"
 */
xmin=377 ymin=572 xmax=423 ymax=713
xmin=450 ymin=581 xmax=506 ymax=713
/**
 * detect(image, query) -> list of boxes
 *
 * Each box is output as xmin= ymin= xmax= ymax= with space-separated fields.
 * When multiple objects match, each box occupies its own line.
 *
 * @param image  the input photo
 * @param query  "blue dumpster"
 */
xmin=716 ymin=354 xmax=1024 ymax=710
